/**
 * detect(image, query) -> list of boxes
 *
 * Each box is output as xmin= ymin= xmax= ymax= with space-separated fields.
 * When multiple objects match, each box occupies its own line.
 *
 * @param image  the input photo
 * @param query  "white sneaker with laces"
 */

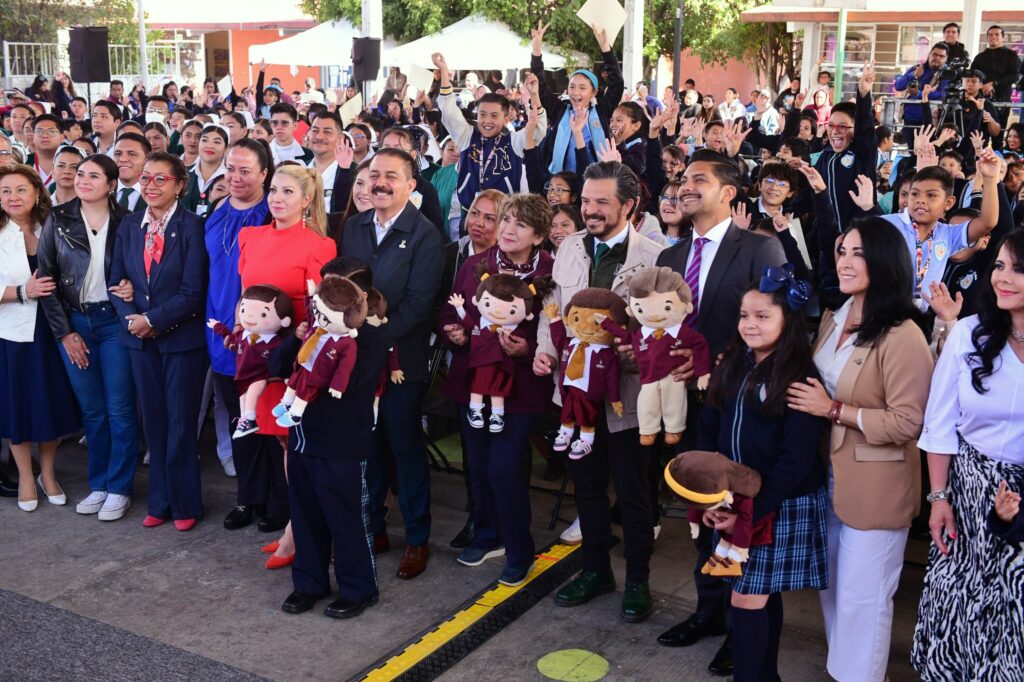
xmin=467 ymin=409 xmax=485 ymax=429
xmin=552 ymin=431 xmax=572 ymax=452
xmin=98 ymin=493 xmax=131 ymax=521
xmin=488 ymin=413 xmax=505 ymax=433
xmin=560 ymin=516 xmax=582 ymax=545
xmin=569 ymin=439 xmax=593 ymax=460
xmin=76 ymin=491 xmax=107 ymax=515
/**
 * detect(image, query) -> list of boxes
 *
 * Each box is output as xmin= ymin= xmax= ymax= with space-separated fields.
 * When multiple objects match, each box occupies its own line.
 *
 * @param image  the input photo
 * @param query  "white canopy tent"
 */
xmin=382 ymin=15 xmax=589 ymax=72
xmin=247 ymin=20 xmax=397 ymax=67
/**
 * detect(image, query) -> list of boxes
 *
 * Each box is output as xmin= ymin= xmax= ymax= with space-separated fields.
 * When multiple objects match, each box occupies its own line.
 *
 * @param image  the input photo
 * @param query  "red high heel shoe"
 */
xmin=261 ymin=541 xmax=279 ymax=554
xmin=173 ymin=519 xmax=197 ymax=532
xmin=265 ymin=553 xmax=295 ymax=570
xmin=142 ymin=515 xmax=166 ymax=527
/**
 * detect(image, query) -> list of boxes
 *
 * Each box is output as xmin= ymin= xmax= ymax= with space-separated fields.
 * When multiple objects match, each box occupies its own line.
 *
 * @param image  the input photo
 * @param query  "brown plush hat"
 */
xmin=664 ymin=451 xmax=762 ymax=507
xmin=365 ymin=287 xmax=388 ymax=319
xmin=316 ymin=276 xmax=368 ymax=329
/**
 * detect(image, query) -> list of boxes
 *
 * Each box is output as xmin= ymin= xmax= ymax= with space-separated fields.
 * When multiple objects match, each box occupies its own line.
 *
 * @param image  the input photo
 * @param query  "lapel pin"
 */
xmin=399 ymin=240 xmax=407 ymax=249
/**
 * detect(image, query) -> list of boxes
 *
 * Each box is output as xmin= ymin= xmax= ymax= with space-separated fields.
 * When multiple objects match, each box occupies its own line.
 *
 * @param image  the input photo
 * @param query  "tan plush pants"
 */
xmin=637 ymin=375 xmax=688 ymax=436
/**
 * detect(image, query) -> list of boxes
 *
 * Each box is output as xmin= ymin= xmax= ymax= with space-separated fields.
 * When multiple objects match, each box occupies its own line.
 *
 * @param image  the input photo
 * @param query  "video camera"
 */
xmin=936 ymin=57 xmax=973 ymax=105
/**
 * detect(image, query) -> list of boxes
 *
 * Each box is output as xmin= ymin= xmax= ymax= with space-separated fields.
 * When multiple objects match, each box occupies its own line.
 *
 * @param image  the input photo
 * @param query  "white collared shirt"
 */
xmin=373 ymin=210 xmax=401 ymax=245
xmin=142 ymin=201 xmax=178 ymax=232
xmin=813 ymin=299 xmax=865 ymax=431
xmin=594 ymin=224 xmax=629 ymax=258
xmin=480 ymin=314 xmax=519 ymax=333
xmin=116 ymin=180 xmax=143 ymax=211
xmin=684 ymin=217 xmax=731 ymax=308
xmin=271 ymin=138 xmax=306 ymax=164
xmin=919 ymin=315 xmax=1024 ymax=464
xmin=641 ymin=322 xmax=682 ymax=340
xmin=562 ymin=339 xmax=610 ymax=393
xmin=81 ymin=210 xmax=110 ymax=304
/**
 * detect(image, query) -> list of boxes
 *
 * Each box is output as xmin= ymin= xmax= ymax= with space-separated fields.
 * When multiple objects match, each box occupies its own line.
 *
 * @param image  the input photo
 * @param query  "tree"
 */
xmin=0 ymin=0 xmax=157 ymax=45
xmin=300 ymin=0 xmax=792 ymax=87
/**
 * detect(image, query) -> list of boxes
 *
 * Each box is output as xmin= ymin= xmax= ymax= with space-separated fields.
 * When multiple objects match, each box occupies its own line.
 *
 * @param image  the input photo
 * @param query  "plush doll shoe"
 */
xmin=664 ymin=432 xmax=683 ymax=445
xmin=639 ymin=434 xmax=657 ymax=446
xmin=488 ymin=413 xmax=505 ymax=433
xmin=708 ymin=556 xmax=742 ymax=577
xmin=552 ymin=431 xmax=572 ymax=453
xmin=271 ymin=403 xmax=290 ymax=418
xmin=232 ymin=418 xmax=259 ymax=439
xmin=466 ymin=408 xmax=485 ymax=429
xmin=569 ymin=440 xmax=593 ymax=460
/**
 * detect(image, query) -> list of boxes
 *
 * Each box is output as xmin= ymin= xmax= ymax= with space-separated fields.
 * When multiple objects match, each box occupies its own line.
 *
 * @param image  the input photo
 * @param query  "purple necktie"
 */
xmin=684 ymin=237 xmax=708 ymax=326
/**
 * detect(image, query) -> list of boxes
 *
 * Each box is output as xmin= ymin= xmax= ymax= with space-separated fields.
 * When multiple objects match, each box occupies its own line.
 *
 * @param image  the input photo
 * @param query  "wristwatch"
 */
xmin=926 ymin=489 xmax=949 ymax=503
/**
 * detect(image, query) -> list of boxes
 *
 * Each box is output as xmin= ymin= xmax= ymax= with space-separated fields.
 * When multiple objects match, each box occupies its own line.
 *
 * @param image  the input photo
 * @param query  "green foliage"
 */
xmin=0 ymin=0 xmax=160 ymax=45
xmin=300 ymin=0 xmax=790 ymax=81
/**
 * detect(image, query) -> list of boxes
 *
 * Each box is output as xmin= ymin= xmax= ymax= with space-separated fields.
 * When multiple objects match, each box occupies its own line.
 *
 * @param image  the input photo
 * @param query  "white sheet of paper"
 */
xmin=406 ymin=64 xmax=435 ymax=94
xmin=216 ymin=75 xmax=232 ymax=98
xmin=338 ymin=92 xmax=363 ymax=127
xmin=576 ymin=0 xmax=627 ymax=46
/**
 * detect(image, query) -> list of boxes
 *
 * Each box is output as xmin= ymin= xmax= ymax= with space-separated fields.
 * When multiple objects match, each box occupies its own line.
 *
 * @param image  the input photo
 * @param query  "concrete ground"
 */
xmin=0 ymin=433 xmax=924 ymax=681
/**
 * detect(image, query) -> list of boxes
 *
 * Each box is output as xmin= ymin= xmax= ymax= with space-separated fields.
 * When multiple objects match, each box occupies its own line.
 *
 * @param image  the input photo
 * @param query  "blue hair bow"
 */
xmin=759 ymin=264 xmax=812 ymax=312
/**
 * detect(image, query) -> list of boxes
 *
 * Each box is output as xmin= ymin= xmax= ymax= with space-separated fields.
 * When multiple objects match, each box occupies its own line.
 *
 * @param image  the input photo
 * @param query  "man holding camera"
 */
xmin=894 ymin=42 xmax=949 ymax=146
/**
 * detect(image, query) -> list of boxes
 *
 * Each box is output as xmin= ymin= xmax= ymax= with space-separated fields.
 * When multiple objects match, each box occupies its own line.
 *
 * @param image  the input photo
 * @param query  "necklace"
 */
xmin=1012 ymin=328 xmax=1024 ymax=343
xmin=221 ymin=199 xmax=265 ymax=256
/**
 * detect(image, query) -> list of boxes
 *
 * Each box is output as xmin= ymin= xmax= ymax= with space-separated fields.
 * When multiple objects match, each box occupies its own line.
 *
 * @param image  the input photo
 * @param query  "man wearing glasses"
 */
xmin=27 ymin=114 xmax=63 ymax=191
xmin=268 ymin=102 xmax=312 ymax=164
xmin=893 ymin=42 xmax=949 ymax=147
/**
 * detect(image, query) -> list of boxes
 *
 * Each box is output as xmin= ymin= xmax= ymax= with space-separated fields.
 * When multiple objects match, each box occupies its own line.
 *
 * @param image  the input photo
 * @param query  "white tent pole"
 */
xmin=137 ymin=0 xmax=149 ymax=90
xmin=961 ymin=0 xmax=983 ymax=62
xmin=623 ymin=0 xmax=644 ymax=90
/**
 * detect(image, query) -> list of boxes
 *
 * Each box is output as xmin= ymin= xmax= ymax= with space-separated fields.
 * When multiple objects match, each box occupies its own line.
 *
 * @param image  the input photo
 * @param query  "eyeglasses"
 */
xmin=761 ymin=178 xmax=790 ymax=188
xmin=826 ymin=123 xmax=852 ymax=133
xmin=659 ymin=194 xmax=681 ymax=205
xmin=139 ymin=173 xmax=175 ymax=186
xmin=0 ymin=150 xmax=12 ymax=157
xmin=34 ymin=128 xmax=60 ymax=137
xmin=545 ymin=185 xmax=571 ymax=197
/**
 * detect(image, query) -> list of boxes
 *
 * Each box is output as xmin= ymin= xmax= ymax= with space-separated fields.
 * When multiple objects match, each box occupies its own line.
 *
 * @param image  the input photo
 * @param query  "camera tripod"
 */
xmin=934 ymin=95 xmax=965 ymax=139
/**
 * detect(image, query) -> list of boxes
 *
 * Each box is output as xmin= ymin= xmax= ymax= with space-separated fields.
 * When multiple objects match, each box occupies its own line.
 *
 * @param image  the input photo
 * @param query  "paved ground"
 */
xmin=0 ymin=434 xmax=924 ymax=681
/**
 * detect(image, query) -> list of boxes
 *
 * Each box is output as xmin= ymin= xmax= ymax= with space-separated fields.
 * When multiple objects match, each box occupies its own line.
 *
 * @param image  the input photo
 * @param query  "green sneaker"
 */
xmin=621 ymin=581 xmax=651 ymax=623
xmin=554 ymin=569 xmax=616 ymax=607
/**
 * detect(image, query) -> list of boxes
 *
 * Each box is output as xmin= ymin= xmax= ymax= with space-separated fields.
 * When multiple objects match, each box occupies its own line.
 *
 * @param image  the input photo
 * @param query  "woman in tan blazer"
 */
xmin=787 ymin=217 xmax=933 ymax=682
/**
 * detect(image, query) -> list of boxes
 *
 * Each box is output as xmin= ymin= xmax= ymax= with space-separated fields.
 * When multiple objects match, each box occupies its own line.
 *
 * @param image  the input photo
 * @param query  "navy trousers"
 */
xmin=571 ymin=417 xmax=654 ymax=583
xmin=211 ymin=372 xmax=289 ymax=517
xmin=368 ymin=380 xmax=431 ymax=546
xmin=460 ymin=408 xmax=537 ymax=570
xmin=129 ymin=345 xmax=206 ymax=520
xmin=288 ymin=452 xmax=378 ymax=601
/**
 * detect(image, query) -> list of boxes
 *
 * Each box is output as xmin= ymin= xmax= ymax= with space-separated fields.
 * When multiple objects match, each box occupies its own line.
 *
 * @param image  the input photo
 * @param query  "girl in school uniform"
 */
xmin=698 ymin=266 xmax=828 ymax=681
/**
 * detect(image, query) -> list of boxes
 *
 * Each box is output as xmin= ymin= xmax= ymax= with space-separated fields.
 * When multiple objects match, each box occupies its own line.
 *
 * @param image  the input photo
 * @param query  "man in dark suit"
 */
xmin=377 ymin=127 xmax=445 ymax=235
xmin=339 ymin=148 xmax=444 ymax=580
xmin=654 ymin=150 xmax=785 ymax=675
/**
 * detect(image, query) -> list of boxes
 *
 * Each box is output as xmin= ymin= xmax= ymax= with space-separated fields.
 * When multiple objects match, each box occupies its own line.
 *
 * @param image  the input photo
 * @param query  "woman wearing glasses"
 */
xmin=37 ymin=153 xmax=139 ymax=521
xmin=108 ymin=152 xmax=209 ymax=531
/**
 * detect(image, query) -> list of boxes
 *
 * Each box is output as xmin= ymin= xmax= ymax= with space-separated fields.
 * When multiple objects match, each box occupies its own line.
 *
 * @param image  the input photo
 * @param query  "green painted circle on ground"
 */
xmin=536 ymin=648 xmax=610 ymax=681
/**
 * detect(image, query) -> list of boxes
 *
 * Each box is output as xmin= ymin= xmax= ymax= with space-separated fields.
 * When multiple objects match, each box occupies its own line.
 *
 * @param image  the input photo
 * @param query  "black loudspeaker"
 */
xmin=69 ymin=27 xmax=111 ymax=83
xmin=351 ymin=37 xmax=381 ymax=84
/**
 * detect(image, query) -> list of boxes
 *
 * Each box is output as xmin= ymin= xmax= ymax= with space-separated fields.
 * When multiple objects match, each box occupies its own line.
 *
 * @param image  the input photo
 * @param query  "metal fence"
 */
xmin=2 ymin=39 xmax=204 ymax=99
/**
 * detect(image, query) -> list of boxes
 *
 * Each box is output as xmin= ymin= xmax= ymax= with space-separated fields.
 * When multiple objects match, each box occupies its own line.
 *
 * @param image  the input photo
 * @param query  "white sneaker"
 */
xmin=76 ymin=491 xmax=108 ymax=515
xmin=220 ymin=456 xmax=237 ymax=478
xmin=143 ymin=450 xmax=150 ymax=465
xmin=560 ymin=516 xmax=582 ymax=545
xmin=98 ymin=493 xmax=131 ymax=521
xmin=569 ymin=439 xmax=593 ymax=460
xmin=552 ymin=431 xmax=572 ymax=452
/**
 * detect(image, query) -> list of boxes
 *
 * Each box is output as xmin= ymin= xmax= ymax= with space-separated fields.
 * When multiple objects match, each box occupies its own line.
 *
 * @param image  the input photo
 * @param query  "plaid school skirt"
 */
xmin=729 ymin=487 xmax=829 ymax=595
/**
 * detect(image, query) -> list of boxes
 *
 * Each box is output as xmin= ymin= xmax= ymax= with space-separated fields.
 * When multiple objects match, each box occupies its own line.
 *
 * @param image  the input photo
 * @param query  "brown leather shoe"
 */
xmin=374 ymin=533 xmax=391 ymax=554
xmin=396 ymin=544 xmax=430 ymax=580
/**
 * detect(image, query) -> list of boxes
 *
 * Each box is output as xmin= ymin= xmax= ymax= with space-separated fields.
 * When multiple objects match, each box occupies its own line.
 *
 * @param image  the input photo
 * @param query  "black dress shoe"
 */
xmin=657 ymin=613 xmax=727 ymax=647
xmin=282 ymin=591 xmax=324 ymax=614
xmin=258 ymin=516 xmax=289 ymax=533
xmin=324 ymin=594 xmax=378 ymax=619
xmin=223 ymin=505 xmax=254 ymax=530
xmin=707 ymin=632 xmax=733 ymax=676
xmin=0 ymin=470 xmax=17 ymax=498
xmin=449 ymin=518 xmax=475 ymax=549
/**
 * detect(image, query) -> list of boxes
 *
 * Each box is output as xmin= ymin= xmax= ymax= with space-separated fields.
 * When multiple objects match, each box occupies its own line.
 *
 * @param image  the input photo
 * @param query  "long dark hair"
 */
xmin=843 ymin=217 xmax=922 ymax=346
xmin=340 ymin=158 xmax=373 ymax=229
xmin=968 ymin=231 xmax=1024 ymax=393
xmin=708 ymin=283 xmax=813 ymax=417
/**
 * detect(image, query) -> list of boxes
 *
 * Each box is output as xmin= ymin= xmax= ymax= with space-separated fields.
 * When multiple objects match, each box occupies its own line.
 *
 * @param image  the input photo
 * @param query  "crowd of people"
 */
xmin=2 ymin=18 xmax=1024 ymax=682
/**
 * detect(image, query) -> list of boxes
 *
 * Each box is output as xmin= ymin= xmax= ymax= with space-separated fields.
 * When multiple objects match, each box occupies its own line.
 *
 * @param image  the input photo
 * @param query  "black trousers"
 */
xmin=211 ymin=372 xmax=288 ymax=518
xmin=570 ymin=415 xmax=654 ymax=583
xmin=288 ymin=452 xmax=378 ymax=600
xmin=681 ymin=395 xmax=729 ymax=622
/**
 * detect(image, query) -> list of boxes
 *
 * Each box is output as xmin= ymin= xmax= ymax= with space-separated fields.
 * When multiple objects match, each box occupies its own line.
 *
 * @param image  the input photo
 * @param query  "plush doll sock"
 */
xmin=243 ymin=410 xmax=257 ymax=421
xmin=558 ymin=425 xmax=574 ymax=439
xmin=579 ymin=430 xmax=595 ymax=445
xmin=491 ymin=405 xmax=505 ymax=416
xmin=469 ymin=402 xmax=485 ymax=412
xmin=730 ymin=605 xmax=770 ymax=682
xmin=761 ymin=593 xmax=784 ymax=680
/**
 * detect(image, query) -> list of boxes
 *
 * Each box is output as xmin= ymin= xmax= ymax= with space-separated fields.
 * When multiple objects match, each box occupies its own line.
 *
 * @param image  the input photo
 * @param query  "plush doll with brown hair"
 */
xmin=273 ymin=276 xmax=368 ymax=427
xmin=208 ymin=284 xmax=294 ymax=439
xmin=448 ymin=272 xmax=540 ymax=434
xmin=597 ymin=266 xmax=711 ymax=446
xmin=664 ymin=450 xmax=775 ymax=577
xmin=544 ymin=288 xmax=626 ymax=459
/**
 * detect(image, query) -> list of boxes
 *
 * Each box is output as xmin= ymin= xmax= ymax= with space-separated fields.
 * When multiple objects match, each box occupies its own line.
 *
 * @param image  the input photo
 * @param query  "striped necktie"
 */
xmin=684 ymin=237 xmax=708 ymax=326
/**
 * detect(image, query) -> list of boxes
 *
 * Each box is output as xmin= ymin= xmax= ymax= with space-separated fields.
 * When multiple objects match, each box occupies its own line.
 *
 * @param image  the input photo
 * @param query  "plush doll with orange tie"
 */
xmin=544 ymin=288 xmax=625 ymax=459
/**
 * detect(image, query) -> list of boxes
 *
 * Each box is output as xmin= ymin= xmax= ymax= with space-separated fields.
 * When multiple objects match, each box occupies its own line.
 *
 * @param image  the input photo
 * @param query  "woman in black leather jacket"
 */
xmin=37 ymin=153 xmax=141 ymax=522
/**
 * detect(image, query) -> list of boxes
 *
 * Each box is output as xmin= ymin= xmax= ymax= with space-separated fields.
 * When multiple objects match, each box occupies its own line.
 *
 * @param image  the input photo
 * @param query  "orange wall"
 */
xmin=665 ymin=49 xmax=760 ymax=103
xmin=230 ymin=29 xmax=319 ymax=94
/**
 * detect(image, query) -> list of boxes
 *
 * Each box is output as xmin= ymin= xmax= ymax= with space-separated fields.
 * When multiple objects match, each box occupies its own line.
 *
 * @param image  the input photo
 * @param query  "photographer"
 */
xmin=894 ymin=43 xmax=949 ymax=146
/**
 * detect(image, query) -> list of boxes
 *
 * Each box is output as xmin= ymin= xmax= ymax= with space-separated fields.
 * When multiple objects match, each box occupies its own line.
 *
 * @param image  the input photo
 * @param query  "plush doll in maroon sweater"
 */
xmin=207 ymin=284 xmax=294 ymax=439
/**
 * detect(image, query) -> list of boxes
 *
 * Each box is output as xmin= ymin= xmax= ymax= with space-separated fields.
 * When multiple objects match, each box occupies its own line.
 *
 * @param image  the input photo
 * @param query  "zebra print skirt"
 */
xmin=911 ymin=437 xmax=1024 ymax=681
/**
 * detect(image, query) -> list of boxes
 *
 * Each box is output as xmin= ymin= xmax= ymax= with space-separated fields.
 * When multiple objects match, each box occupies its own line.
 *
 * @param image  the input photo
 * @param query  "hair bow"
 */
xmin=759 ymin=264 xmax=812 ymax=312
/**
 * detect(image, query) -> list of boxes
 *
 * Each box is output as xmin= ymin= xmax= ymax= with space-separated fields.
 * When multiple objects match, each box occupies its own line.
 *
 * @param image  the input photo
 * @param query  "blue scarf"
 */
xmin=549 ymin=104 xmax=607 ymax=175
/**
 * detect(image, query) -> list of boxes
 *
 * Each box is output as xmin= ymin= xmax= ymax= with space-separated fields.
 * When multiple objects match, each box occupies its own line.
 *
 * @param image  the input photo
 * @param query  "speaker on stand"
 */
xmin=352 ymin=37 xmax=382 ymax=106
xmin=69 ymin=27 xmax=111 ymax=106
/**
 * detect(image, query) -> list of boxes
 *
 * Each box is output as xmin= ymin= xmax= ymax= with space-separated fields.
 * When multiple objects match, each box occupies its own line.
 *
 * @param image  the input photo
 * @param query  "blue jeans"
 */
xmin=58 ymin=306 xmax=140 ymax=495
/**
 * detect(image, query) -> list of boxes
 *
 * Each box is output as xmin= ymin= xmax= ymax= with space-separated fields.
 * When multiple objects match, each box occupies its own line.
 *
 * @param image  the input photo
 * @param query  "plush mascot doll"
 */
xmin=597 ymin=266 xmax=711 ymax=446
xmin=362 ymin=287 xmax=398 ymax=425
xmin=208 ymin=284 xmax=294 ymax=439
xmin=544 ymin=288 xmax=626 ymax=459
xmin=448 ymin=273 xmax=538 ymax=434
xmin=273 ymin=276 xmax=368 ymax=427
xmin=664 ymin=450 xmax=775 ymax=577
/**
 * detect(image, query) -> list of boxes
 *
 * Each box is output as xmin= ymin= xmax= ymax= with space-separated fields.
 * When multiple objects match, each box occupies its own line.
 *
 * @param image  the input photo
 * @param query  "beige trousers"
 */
xmin=637 ymin=375 xmax=687 ymax=436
